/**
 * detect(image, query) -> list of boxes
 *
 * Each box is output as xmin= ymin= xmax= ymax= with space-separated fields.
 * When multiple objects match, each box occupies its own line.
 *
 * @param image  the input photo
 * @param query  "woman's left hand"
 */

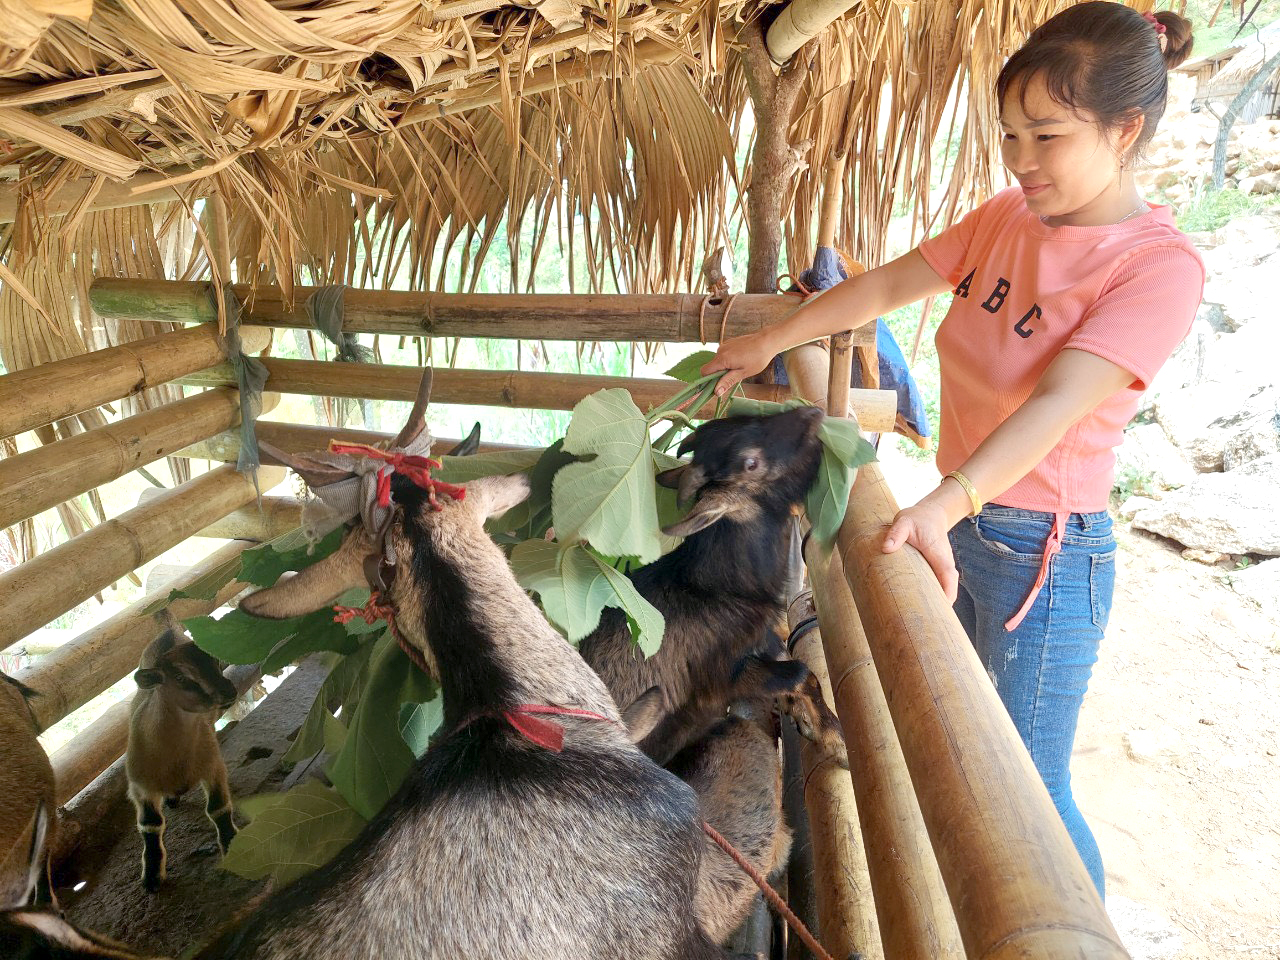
xmin=883 ymin=502 xmax=959 ymax=603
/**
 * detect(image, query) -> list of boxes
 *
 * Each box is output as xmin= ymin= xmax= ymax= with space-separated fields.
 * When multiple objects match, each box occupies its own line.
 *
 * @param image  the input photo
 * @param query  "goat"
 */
xmin=125 ymin=614 xmax=238 ymax=892
xmin=0 ymin=672 xmax=56 ymax=910
xmin=207 ymin=372 xmax=728 ymax=960
xmin=626 ymin=651 xmax=842 ymax=945
xmin=578 ymin=405 xmax=843 ymax=762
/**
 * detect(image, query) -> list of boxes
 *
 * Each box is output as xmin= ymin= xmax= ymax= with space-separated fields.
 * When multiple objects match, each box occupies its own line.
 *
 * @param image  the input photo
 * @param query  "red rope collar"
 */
xmin=327 ymin=441 xmax=466 ymax=510
xmin=452 ymin=703 xmax=622 ymax=753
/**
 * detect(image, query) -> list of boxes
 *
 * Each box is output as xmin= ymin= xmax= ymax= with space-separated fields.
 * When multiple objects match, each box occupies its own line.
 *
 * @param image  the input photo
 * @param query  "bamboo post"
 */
xmin=828 ymin=333 xmax=854 ymax=419
xmin=164 ymin=496 xmax=301 ymax=542
xmin=176 ymin=422 xmax=530 ymax=463
xmin=88 ymin=279 xmax=874 ymax=347
xmin=0 ymin=325 xmax=271 ymax=440
xmin=786 ymin=589 xmax=883 ymax=960
xmin=178 ymin=358 xmax=899 ymax=433
xmin=804 ymin=543 xmax=963 ymax=960
xmin=14 ymin=541 xmax=254 ymax=732
xmin=836 ymin=464 xmax=1129 ymax=959
xmin=50 ymin=663 xmax=262 ymax=806
xmin=0 ymin=388 xmax=248 ymax=531
xmin=783 ymin=343 xmax=832 ymax=410
xmin=0 ymin=465 xmax=284 ymax=652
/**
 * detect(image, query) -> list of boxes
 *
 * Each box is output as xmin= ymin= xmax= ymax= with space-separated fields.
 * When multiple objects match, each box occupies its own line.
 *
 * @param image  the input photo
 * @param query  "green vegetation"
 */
xmin=1176 ymin=185 xmax=1280 ymax=233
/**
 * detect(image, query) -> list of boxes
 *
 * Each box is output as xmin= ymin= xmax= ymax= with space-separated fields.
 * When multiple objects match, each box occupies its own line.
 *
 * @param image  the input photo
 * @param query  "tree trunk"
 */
xmin=1211 ymin=49 xmax=1280 ymax=190
xmin=739 ymin=22 xmax=815 ymax=294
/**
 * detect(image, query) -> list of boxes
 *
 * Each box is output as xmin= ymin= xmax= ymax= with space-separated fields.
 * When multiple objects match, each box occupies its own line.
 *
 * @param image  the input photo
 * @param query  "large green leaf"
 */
xmin=553 ymin=390 xmax=662 ymax=562
xmin=187 ymin=598 xmax=364 ymax=670
xmin=818 ymin=416 xmax=877 ymax=470
xmin=433 ymin=448 xmax=544 ymax=484
xmin=221 ymin=781 xmax=366 ymax=887
xmin=805 ymin=445 xmax=857 ymax=546
xmin=399 ymin=695 xmax=445 ymax=756
xmin=238 ymin=526 xmax=345 ymax=588
xmin=326 ymin=634 xmax=438 ymax=819
xmin=490 ymin=439 xmax=574 ymax=541
xmin=283 ymin=638 xmax=380 ymax=764
xmin=511 ymin=540 xmax=611 ymax=643
xmin=513 ymin=540 xmax=665 ymax=652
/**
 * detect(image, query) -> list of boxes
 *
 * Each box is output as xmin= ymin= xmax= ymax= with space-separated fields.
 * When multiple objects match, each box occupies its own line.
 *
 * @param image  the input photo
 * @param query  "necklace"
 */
xmin=1040 ymin=200 xmax=1149 ymax=227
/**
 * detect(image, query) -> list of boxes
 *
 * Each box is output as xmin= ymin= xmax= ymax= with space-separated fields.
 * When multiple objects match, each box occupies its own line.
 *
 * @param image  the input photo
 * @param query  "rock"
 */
xmin=1182 ymin=548 xmax=1226 ymax=565
xmin=1131 ymin=453 xmax=1280 ymax=555
xmin=1118 ymin=495 xmax=1160 ymax=520
xmin=1153 ymin=169 xmax=1180 ymax=189
xmin=1229 ymin=558 xmax=1280 ymax=615
xmin=1242 ymin=172 xmax=1279 ymax=195
xmin=1221 ymin=392 xmax=1280 ymax=470
xmin=1115 ymin=423 xmax=1195 ymax=490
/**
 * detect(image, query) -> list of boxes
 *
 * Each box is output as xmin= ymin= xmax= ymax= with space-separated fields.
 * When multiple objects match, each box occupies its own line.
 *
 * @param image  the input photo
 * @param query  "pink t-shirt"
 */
xmin=918 ymin=187 xmax=1204 ymax=514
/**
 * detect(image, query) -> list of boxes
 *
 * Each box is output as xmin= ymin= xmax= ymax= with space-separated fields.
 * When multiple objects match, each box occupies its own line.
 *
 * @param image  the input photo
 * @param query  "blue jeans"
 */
xmin=949 ymin=506 xmax=1115 ymax=898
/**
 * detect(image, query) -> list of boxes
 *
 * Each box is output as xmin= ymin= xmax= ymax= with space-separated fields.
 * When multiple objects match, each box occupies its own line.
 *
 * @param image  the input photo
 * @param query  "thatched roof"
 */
xmin=0 ymin=0 xmax=1088 ymax=306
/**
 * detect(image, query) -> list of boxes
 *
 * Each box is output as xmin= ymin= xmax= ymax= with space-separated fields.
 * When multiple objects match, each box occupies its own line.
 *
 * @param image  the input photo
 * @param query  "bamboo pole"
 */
xmin=828 ymin=332 xmax=854 ymax=419
xmin=765 ymin=0 xmax=862 ymax=63
xmin=0 ymin=325 xmax=271 ymax=440
xmin=14 ymin=541 xmax=254 ymax=732
xmin=50 ymin=663 xmax=262 ymax=807
xmin=88 ymin=279 xmax=875 ymax=347
xmin=179 ymin=358 xmax=898 ymax=433
xmin=786 ymin=589 xmax=882 ymax=960
xmin=173 ymin=496 xmax=302 ymax=542
xmin=176 ymin=421 xmax=530 ymax=463
xmin=804 ymin=543 xmax=963 ymax=960
xmin=783 ymin=343 xmax=833 ymax=409
xmin=835 ymin=464 xmax=1128 ymax=959
xmin=0 ymin=465 xmax=284 ymax=653
xmin=0 ymin=388 xmax=246 ymax=531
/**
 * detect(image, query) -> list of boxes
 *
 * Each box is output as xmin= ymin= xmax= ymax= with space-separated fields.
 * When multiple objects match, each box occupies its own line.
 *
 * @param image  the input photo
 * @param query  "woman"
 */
xmin=704 ymin=1 xmax=1200 ymax=897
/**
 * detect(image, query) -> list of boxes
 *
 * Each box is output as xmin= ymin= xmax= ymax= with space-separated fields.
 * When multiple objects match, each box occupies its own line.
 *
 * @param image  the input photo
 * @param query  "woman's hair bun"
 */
xmin=1155 ymin=10 xmax=1194 ymax=70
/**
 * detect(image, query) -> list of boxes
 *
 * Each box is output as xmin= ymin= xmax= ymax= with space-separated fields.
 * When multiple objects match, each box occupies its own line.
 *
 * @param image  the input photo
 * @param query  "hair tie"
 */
xmin=1141 ymin=11 xmax=1167 ymax=34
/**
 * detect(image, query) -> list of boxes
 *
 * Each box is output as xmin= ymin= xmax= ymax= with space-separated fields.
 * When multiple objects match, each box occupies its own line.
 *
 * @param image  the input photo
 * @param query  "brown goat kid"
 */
xmin=0 ymin=672 xmax=56 ymax=910
xmin=211 ymin=459 xmax=728 ymax=958
xmin=126 ymin=616 xmax=238 ymax=892
xmin=579 ymin=405 xmax=845 ymax=763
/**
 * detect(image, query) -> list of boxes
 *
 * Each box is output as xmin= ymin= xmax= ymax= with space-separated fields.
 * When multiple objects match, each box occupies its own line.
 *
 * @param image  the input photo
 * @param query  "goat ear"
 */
xmin=654 ymin=465 xmax=684 ymax=489
xmin=463 ymin=474 xmax=531 ymax=522
xmin=660 ymin=486 xmax=734 ymax=537
xmin=444 ymin=423 xmax=482 ymax=458
xmin=621 ymin=688 xmax=666 ymax=744
xmin=239 ymin=527 xmax=376 ymax=620
xmin=133 ymin=668 xmax=164 ymax=689
xmin=782 ymin=672 xmax=850 ymax=770
xmin=732 ymin=654 xmax=810 ymax=696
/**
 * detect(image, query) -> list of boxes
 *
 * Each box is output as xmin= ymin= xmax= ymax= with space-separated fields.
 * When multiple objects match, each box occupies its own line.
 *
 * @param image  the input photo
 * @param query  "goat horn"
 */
xmin=390 ymin=367 xmax=434 ymax=450
xmin=258 ymin=439 xmax=355 ymax=489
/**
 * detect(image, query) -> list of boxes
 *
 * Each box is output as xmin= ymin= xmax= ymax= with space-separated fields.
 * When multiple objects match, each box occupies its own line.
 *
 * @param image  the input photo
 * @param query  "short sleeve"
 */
xmin=918 ymin=188 xmax=1022 ymax=287
xmin=1065 ymin=244 xmax=1205 ymax=390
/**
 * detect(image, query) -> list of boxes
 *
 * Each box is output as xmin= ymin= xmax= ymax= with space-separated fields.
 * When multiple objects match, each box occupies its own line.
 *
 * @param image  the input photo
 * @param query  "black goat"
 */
xmin=579 ymin=405 xmax=838 ymax=761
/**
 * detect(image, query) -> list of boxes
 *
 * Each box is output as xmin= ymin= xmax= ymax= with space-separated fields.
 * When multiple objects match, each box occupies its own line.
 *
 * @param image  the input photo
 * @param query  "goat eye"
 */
xmin=743 ymin=457 xmax=760 ymax=472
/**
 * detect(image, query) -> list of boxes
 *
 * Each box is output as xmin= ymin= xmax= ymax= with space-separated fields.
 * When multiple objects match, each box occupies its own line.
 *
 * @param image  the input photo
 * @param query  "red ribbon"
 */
xmin=449 ymin=704 xmax=620 ymax=753
xmin=327 ymin=441 xmax=466 ymax=510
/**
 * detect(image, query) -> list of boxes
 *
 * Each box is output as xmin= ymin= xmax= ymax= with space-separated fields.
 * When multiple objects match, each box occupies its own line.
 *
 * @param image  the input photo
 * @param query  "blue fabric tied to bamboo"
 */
xmin=770 ymin=246 xmax=930 ymax=444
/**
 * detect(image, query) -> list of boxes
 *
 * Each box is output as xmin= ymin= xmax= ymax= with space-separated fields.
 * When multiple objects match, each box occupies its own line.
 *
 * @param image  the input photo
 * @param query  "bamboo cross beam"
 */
xmin=766 ymin=0 xmax=863 ymax=63
xmin=0 ymin=170 xmax=192 ymax=223
xmin=835 ymin=464 xmax=1129 ymax=959
xmin=0 ymin=325 xmax=271 ymax=440
xmin=804 ymin=542 xmax=963 ymax=960
xmin=178 ymin=358 xmax=898 ymax=432
xmin=0 ymin=388 xmax=276 ymax=531
xmin=785 ymin=589 xmax=885 ymax=960
xmin=88 ymin=278 xmax=875 ymax=347
xmin=14 ymin=541 xmax=254 ymax=732
xmin=176 ymin=421 xmax=531 ymax=463
xmin=0 ymin=465 xmax=284 ymax=653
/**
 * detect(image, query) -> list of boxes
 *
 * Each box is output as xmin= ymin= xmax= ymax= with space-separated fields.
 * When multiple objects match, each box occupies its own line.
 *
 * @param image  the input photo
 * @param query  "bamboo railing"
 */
xmin=1 ymin=277 xmax=1126 ymax=960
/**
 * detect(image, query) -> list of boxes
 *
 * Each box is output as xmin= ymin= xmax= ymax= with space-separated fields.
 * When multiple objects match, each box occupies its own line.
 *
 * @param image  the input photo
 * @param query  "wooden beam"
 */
xmin=835 ymin=464 xmax=1128 ymax=958
xmin=15 ymin=541 xmax=254 ymax=732
xmin=0 ymin=465 xmax=283 ymax=652
xmin=0 ymin=324 xmax=271 ymax=440
xmin=786 ymin=588 xmax=885 ymax=960
xmin=805 ymin=542 xmax=962 ymax=960
xmin=178 ymin=358 xmax=898 ymax=432
xmin=89 ymin=278 xmax=875 ymax=346
xmin=765 ymin=0 xmax=862 ymax=63
xmin=0 ymin=388 xmax=250 ymax=531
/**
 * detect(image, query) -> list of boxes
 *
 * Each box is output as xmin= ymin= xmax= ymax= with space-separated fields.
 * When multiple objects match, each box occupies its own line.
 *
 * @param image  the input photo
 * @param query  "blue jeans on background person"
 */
xmin=949 ymin=505 xmax=1116 ymax=899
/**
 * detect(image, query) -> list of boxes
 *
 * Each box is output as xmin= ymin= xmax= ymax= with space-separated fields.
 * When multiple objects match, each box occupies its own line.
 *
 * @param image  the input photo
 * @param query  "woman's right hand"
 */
xmin=701 ymin=331 xmax=778 ymax=396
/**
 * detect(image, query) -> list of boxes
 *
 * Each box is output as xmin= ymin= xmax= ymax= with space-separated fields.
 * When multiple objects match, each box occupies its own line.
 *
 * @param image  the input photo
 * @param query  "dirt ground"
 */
xmin=880 ymin=445 xmax=1280 ymax=960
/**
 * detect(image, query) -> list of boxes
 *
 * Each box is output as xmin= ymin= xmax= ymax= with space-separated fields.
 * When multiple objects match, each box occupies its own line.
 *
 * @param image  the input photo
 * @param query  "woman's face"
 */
xmin=1000 ymin=72 xmax=1138 ymax=226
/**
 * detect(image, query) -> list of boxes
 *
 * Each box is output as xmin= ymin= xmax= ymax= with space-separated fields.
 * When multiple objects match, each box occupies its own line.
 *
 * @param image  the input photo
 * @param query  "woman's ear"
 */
xmin=1115 ymin=111 xmax=1146 ymax=164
